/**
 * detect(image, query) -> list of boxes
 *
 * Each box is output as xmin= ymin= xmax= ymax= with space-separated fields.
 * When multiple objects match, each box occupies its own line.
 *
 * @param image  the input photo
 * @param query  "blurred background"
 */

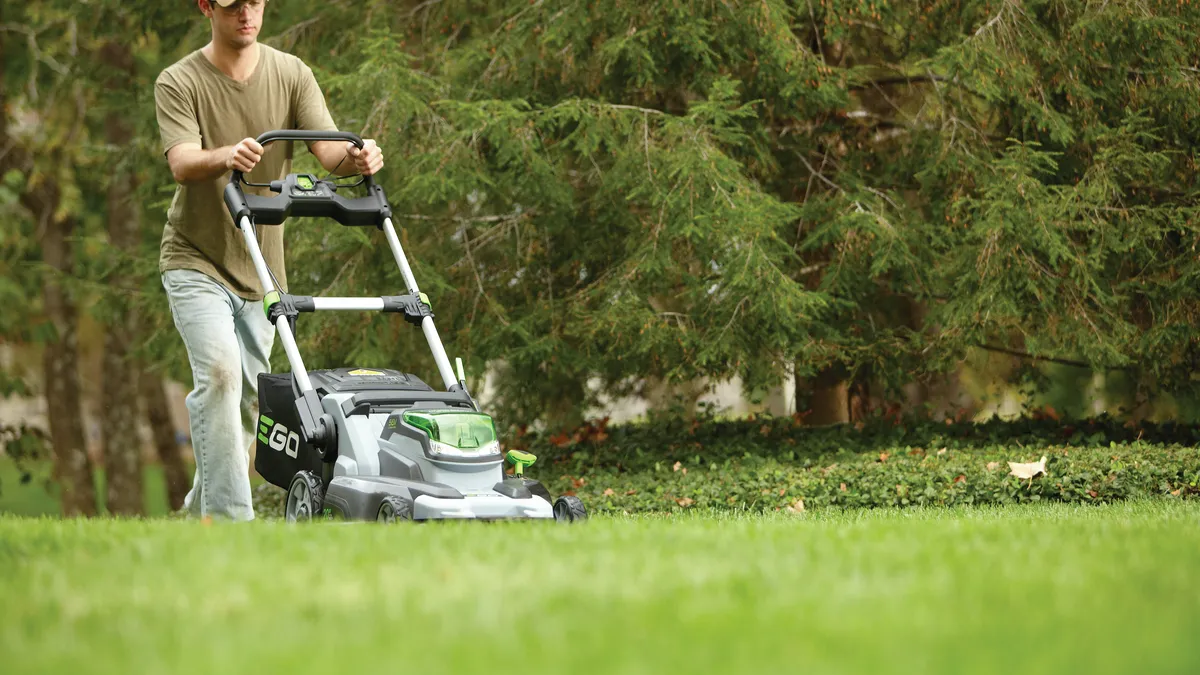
xmin=3 ymin=0 xmax=1199 ymax=516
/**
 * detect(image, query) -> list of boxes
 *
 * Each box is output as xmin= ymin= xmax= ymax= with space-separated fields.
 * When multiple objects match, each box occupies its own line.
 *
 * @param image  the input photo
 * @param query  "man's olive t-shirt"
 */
xmin=154 ymin=44 xmax=337 ymax=300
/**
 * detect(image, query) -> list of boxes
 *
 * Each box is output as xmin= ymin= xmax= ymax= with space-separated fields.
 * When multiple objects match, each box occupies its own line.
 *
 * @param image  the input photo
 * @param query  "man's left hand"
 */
xmin=347 ymin=139 xmax=384 ymax=176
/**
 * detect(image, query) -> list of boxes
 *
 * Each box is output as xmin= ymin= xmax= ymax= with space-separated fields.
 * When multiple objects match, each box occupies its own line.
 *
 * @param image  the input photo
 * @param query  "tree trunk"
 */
xmin=797 ymin=363 xmax=850 ymax=425
xmin=99 ymin=40 xmax=144 ymax=516
xmin=41 ymin=204 xmax=97 ymax=517
xmin=140 ymin=370 xmax=189 ymax=511
xmin=2 ymin=5 xmax=94 ymax=515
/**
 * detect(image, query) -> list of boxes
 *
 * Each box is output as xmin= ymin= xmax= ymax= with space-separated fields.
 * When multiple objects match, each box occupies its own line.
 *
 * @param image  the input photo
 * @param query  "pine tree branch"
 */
xmin=847 ymin=73 xmax=987 ymax=101
xmin=975 ymin=343 xmax=1092 ymax=369
xmin=848 ymin=74 xmax=949 ymax=90
xmin=794 ymin=152 xmax=843 ymax=194
xmin=265 ymin=17 xmax=321 ymax=51
xmin=397 ymin=211 xmax=533 ymax=224
xmin=404 ymin=0 xmax=444 ymax=19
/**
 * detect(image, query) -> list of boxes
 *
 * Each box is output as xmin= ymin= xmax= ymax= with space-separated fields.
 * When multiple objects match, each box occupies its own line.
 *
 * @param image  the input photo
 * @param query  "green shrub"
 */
xmin=251 ymin=415 xmax=1200 ymax=517
xmin=514 ymin=414 xmax=1200 ymax=514
xmin=536 ymin=442 xmax=1200 ymax=515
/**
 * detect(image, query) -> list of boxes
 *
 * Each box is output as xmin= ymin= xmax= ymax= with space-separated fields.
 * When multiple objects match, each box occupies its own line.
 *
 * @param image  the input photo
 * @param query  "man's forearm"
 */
xmin=169 ymin=145 xmax=234 ymax=184
xmin=310 ymin=140 xmax=356 ymax=176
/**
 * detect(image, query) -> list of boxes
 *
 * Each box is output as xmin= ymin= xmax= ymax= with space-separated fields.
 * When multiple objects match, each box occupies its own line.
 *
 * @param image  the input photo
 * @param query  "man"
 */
xmin=154 ymin=0 xmax=384 ymax=520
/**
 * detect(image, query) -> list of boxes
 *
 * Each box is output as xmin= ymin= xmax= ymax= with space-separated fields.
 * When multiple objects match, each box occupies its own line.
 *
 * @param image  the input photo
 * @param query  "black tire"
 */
xmin=377 ymin=495 xmax=414 ymax=523
xmin=286 ymin=470 xmax=324 ymax=523
xmin=553 ymin=495 xmax=587 ymax=523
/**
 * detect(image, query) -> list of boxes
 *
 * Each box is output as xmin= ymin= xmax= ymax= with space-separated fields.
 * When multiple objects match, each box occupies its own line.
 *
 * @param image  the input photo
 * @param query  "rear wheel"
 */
xmin=377 ymin=496 xmax=414 ymax=523
xmin=286 ymin=471 xmax=324 ymax=522
xmin=553 ymin=495 xmax=587 ymax=523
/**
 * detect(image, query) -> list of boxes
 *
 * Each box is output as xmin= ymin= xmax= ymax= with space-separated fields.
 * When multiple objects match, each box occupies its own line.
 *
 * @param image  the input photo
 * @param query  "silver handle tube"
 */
xmin=382 ymin=216 xmax=458 ymax=390
xmin=311 ymin=297 xmax=386 ymax=311
xmin=239 ymin=217 xmax=313 ymax=393
xmin=422 ymin=316 xmax=459 ymax=390
xmin=240 ymin=216 xmax=277 ymax=295
xmin=275 ymin=317 xmax=313 ymax=393
xmin=382 ymin=217 xmax=420 ymax=294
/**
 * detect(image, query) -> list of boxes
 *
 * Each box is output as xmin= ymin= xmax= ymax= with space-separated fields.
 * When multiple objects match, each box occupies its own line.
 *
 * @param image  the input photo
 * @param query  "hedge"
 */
xmin=514 ymin=414 xmax=1200 ymax=513
xmin=252 ymin=414 xmax=1200 ymax=517
xmin=534 ymin=442 xmax=1200 ymax=514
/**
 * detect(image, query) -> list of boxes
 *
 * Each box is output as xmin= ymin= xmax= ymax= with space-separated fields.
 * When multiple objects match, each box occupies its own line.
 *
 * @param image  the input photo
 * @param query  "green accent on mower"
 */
xmin=263 ymin=290 xmax=281 ymax=318
xmin=403 ymin=410 xmax=497 ymax=449
xmin=505 ymin=450 xmax=537 ymax=477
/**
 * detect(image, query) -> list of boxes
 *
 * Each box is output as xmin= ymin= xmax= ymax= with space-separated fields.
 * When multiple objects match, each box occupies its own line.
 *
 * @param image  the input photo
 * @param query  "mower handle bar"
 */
xmin=223 ymin=129 xmax=392 ymax=228
xmin=229 ymin=130 xmax=370 ymax=188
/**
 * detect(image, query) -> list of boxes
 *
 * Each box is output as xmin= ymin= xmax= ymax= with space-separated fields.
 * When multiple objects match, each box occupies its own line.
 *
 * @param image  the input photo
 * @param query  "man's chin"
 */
xmin=228 ymin=33 xmax=258 ymax=49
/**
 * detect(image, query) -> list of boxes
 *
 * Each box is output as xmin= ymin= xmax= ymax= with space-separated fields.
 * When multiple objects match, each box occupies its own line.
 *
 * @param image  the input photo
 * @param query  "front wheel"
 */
xmin=553 ymin=495 xmax=587 ymax=523
xmin=286 ymin=471 xmax=324 ymax=522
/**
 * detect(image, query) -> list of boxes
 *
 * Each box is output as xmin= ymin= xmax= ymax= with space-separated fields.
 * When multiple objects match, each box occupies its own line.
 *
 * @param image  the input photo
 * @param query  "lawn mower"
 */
xmin=222 ymin=129 xmax=587 ymax=524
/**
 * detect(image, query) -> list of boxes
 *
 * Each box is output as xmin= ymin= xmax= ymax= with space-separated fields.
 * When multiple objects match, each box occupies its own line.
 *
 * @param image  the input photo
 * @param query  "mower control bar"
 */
xmin=264 ymin=293 xmax=435 ymax=326
xmin=223 ymin=130 xmax=392 ymax=228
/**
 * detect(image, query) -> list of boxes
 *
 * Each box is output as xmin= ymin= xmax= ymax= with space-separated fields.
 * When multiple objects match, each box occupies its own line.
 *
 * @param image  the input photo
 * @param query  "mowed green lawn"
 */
xmin=2 ymin=500 xmax=1198 ymax=675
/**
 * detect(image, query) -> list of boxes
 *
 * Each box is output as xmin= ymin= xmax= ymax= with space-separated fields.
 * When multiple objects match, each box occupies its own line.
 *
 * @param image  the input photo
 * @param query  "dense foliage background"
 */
xmin=3 ymin=0 xmax=1199 ymax=514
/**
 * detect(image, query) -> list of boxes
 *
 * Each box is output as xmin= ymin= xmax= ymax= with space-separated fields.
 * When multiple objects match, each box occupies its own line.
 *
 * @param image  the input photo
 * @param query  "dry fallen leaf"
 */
xmin=672 ymin=461 xmax=682 ymax=472
xmin=1008 ymin=455 xmax=1048 ymax=480
xmin=1171 ymin=489 xmax=1182 ymax=496
xmin=676 ymin=497 xmax=694 ymax=507
xmin=954 ymin=474 xmax=966 ymax=483
xmin=603 ymin=488 xmax=615 ymax=496
xmin=937 ymin=448 xmax=947 ymax=456
xmin=986 ymin=461 xmax=1001 ymax=471
xmin=839 ymin=482 xmax=847 ymax=492
xmin=785 ymin=498 xmax=805 ymax=514
xmin=879 ymin=452 xmax=889 ymax=462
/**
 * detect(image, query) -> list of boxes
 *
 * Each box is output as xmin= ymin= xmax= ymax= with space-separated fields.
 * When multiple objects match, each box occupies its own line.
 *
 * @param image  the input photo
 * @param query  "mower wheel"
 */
xmin=377 ymin=496 xmax=413 ymax=523
xmin=553 ymin=495 xmax=587 ymax=523
xmin=285 ymin=471 xmax=324 ymax=523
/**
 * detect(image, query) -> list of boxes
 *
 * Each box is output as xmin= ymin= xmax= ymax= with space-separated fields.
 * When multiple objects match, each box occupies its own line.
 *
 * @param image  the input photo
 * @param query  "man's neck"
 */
xmin=201 ymin=40 xmax=260 ymax=82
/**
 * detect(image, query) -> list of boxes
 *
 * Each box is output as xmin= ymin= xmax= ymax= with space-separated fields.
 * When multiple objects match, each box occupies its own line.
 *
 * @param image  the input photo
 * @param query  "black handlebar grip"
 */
xmin=255 ymin=129 xmax=365 ymax=149
xmin=223 ymin=181 xmax=251 ymax=227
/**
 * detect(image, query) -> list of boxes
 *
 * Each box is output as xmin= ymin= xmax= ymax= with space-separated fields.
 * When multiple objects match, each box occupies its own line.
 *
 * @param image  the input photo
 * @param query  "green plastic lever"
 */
xmin=505 ymin=450 xmax=537 ymax=477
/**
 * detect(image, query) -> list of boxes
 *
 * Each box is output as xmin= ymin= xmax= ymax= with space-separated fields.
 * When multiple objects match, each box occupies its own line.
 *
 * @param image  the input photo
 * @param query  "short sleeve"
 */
xmin=295 ymin=63 xmax=338 ymax=134
xmin=154 ymin=71 xmax=202 ymax=156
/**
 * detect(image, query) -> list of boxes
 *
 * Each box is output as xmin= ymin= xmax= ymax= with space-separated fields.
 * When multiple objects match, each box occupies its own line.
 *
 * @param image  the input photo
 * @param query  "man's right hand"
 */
xmin=227 ymin=138 xmax=264 ymax=173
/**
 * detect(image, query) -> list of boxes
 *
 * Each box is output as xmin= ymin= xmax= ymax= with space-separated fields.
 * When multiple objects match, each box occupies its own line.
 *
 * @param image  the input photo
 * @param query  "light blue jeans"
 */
xmin=162 ymin=268 xmax=275 ymax=521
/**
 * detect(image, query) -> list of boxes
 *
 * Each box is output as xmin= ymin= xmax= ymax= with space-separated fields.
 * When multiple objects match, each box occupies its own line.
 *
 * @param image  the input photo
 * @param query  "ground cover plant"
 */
xmin=2 ymin=500 xmax=1198 ymax=675
xmin=504 ymin=413 xmax=1200 ymax=515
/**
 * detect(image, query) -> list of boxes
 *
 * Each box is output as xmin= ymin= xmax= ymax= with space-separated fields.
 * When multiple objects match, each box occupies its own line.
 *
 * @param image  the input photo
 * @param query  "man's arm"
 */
xmin=309 ymin=139 xmax=384 ymax=177
xmin=309 ymin=140 xmax=355 ymax=176
xmin=166 ymin=138 xmax=265 ymax=184
xmin=292 ymin=59 xmax=384 ymax=177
